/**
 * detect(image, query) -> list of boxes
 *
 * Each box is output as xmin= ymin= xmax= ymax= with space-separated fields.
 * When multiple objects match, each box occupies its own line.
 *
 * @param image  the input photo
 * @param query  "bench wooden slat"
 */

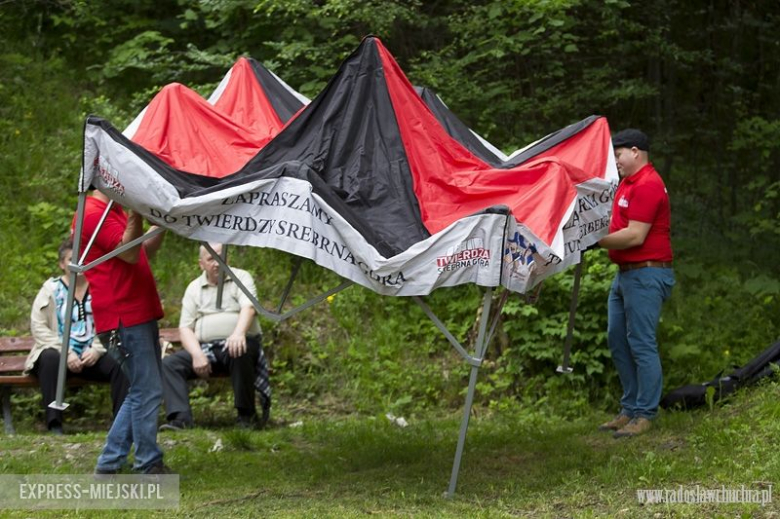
xmin=159 ymin=328 xmax=180 ymax=343
xmin=0 ymin=356 xmax=26 ymax=374
xmin=0 ymin=376 xmax=93 ymax=388
xmin=0 ymin=376 xmax=38 ymax=387
xmin=0 ymin=337 xmax=35 ymax=353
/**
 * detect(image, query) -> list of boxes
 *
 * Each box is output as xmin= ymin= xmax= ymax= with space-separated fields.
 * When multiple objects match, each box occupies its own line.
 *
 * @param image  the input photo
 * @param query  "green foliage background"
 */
xmin=1 ymin=0 xmax=778 ymax=421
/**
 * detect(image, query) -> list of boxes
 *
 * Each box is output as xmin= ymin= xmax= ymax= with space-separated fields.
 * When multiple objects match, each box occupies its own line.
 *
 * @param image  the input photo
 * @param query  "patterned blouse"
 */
xmin=53 ymin=279 xmax=95 ymax=357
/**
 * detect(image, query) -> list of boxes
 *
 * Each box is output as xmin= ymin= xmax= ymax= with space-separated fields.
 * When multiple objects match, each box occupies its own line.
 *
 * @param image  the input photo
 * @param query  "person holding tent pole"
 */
xmin=74 ymin=190 xmax=172 ymax=474
xmin=597 ymin=129 xmax=675 ymax=438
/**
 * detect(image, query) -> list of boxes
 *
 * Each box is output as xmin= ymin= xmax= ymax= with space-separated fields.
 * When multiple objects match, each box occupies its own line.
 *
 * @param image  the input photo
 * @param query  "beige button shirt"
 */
xmin=179 ymin=267 xmax=262 ymax=343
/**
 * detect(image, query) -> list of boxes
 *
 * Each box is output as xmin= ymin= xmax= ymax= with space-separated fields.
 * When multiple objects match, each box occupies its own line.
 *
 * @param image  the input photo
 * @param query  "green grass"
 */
xmin=1 ymin=380 xmax=779 ymax=518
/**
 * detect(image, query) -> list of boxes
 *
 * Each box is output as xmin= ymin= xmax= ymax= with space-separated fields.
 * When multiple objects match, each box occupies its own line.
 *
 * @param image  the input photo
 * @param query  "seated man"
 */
xmin=160 ymin=243 xmax=267 ymax=430
xmin=26 ymin=239 xmax=128 ymax=435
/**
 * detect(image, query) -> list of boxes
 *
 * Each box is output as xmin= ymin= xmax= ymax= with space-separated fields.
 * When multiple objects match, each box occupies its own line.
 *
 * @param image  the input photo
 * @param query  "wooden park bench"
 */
xmin=0 ymin=328 xmax=181 ymax=434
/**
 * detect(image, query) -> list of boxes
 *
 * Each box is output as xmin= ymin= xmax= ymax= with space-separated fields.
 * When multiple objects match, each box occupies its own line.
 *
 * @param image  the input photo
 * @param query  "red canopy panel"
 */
xmin=130 ymin=83 xmax=271 ymax=177
xmin=130 ymin=56 xmax=304 ymax=178
xmin=211 ymin=57 xmax=286 ymax=137
xmin=376 ymin=42 xmax=610 ymax=244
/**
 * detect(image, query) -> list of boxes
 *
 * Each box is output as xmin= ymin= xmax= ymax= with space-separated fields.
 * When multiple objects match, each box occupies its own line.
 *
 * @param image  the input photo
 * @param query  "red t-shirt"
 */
xmin=608 ymin=163 xmax=673 ymax=264
xmin=74 ymin=196 xmax=163 ymax=333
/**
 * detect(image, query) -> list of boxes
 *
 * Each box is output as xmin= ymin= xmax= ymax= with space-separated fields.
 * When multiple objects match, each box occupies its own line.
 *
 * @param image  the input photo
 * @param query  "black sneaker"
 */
xmin=94 ymin=467 xmax=118 ymax=476
xmin=236 ymin=414 xmax=259 ymax=430
xmin=159 ymin=419 xmax=191 ymax=432
xmin=144 ymin=462 xmax=174 ymax=475
xmin=258 ymin=397 xmax=271 ymax=429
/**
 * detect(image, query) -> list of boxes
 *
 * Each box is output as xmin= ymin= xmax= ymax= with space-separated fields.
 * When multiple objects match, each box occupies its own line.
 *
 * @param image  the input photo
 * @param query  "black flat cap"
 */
xmin=612 ymin=129 xmax=650 ymax=151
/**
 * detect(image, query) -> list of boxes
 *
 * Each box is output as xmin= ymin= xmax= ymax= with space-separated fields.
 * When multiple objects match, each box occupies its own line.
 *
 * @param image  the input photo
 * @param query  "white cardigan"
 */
xmin=25 ymin=277 xmax=105 ymax=374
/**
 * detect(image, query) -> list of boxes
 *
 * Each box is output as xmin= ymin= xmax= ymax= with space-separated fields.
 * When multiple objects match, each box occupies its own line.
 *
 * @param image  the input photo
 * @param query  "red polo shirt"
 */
xmin=74 ymin=196 xmax=163 ymax=333
xmin=608 ymin=163 xmax=673 ymax=264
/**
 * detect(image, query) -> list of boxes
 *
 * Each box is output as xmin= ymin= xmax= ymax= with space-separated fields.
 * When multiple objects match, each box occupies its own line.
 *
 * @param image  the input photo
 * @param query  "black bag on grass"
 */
xmin=660 ymin=339 xmax=780 ymax=410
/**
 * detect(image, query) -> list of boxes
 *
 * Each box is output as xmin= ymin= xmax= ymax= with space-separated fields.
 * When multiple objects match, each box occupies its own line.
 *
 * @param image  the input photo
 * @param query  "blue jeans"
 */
xmin=607 ymin=267 xmax=675 ymax=420
xmin=96 ymin=321 xmax=164 ymax=472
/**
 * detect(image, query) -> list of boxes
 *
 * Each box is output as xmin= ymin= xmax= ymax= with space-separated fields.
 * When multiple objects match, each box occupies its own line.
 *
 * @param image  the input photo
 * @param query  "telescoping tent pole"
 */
xmin=557 ymin=257 xmax=584 ymax=374
xmin=215 ymin=243 xmax=229 ymax=309
xmin=446 ymin=287 xmax=493 ymax=498
xmin=414 ymin=287 xmax=503 ymax=498
xmin=50 ymin=191 xmax=88 ymax=413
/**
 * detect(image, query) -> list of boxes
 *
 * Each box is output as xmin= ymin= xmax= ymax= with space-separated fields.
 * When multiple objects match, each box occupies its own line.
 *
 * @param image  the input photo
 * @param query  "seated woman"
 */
xmin=25 ymin=239 xmax=128 ymax=434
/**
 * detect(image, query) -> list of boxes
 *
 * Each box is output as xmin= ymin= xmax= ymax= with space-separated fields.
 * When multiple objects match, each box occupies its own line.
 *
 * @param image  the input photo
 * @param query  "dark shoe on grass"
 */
xmin=144 ymin=462 xmax=175 ymax=475
xmin=94 ymin=467 xmax=119 ymax=478
xmin=236 ymin=413 xmax=259 ymax=430
xmin=259 ymin=401 xmax=271 ymax=429
xmin=159 ymin=419 xmax=191 ymax=432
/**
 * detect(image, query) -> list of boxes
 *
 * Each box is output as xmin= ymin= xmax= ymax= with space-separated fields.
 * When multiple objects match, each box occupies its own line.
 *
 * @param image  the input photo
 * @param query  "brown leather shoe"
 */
xmin=613 ymin=417 xmax=652 ymax=438
xmin=598 ymin=414 xmax=631 ymax=432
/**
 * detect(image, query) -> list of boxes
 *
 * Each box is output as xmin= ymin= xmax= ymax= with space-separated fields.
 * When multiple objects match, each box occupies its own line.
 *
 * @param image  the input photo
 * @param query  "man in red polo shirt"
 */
xmin=76 ymin=190 xmax=171 ymax=473
xmin=597 ymin=129 xmax=675 ymax=438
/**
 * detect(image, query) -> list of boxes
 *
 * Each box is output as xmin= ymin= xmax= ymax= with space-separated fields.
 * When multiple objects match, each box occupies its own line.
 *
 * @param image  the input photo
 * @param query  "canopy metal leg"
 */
xmin=414 ymin=287 xmax=506 ymax=497
xmin=557 ymin=258 xmax=584 ymax=374
xmin=446 ymin=287 xmax=493 ymax=498
xmin=51 ymin=192 xmax=87 ymax=412
xmin=277 ymin=257 xmax=303 ymax=313
xmin=51 ymin=269 xmax=78 ymax=412
xmin=216 ymin=243 xmax=229 ymax=309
